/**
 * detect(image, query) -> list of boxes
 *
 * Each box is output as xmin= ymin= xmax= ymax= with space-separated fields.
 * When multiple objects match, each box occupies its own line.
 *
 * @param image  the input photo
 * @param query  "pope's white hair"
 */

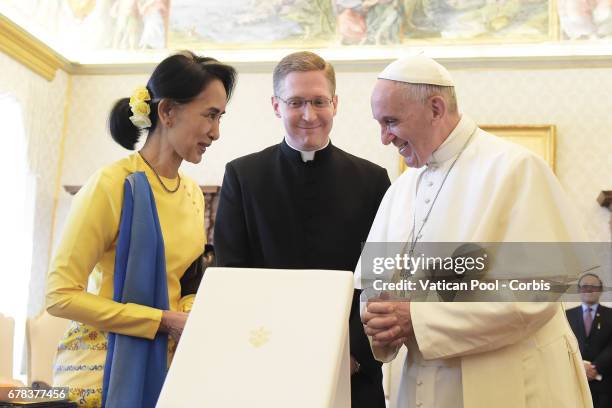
xmin=402 ymin=82 xmax=458 ymax=114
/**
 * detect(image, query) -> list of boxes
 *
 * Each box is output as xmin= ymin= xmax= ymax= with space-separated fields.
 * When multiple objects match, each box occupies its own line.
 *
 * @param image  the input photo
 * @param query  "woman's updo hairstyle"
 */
xmin=109 ymin=51 xmax=237 ymax=150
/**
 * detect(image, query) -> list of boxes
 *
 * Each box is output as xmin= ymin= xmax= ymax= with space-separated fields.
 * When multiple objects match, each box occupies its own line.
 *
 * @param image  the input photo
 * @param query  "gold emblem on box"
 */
xmin=249 ymin=327 xmax=270 ymax=348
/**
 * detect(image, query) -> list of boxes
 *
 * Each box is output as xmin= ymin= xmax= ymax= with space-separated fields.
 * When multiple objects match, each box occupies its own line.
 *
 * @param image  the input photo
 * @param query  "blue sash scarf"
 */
xmin=102 ymin=172 xmax=169 ymax=408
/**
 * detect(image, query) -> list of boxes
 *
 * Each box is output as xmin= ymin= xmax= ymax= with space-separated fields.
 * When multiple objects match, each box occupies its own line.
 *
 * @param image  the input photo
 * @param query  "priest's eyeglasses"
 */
xmin=276 ymin=96 xmax=333 ymax=110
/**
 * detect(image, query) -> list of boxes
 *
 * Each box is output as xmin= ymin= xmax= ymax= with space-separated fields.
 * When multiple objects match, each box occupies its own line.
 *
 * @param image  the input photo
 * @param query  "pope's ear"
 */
xmin=430 ymin=95 xmax=447 ymax=121
xmin=271 ymin=96 xmax=282 ymax=118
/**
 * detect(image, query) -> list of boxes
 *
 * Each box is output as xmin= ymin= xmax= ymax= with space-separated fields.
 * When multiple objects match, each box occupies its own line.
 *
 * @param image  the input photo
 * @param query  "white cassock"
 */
xmin=355 ymin=115 xmax=593 ymax=408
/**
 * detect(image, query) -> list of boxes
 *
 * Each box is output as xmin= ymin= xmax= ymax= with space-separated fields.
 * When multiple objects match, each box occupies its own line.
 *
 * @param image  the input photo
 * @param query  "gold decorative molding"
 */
xmin=399 ymin=124 xmax=556 ymax=174
xmin=0 ymin=14 xmax=67 ymax=81
xmin=58 ymin=51 xmax=612 ymax=76
xmin=479 ymin=124 xmax=556 ymax=172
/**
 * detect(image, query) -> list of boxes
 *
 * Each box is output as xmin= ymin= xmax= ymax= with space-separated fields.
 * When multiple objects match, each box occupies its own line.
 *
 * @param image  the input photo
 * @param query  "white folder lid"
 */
xmin=157 ymin=267 xmax=354 ymax=408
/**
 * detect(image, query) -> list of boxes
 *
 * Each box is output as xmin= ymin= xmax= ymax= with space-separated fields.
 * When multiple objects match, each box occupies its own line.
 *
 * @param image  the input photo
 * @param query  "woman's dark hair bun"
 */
xmin=109 ymin=97 xmax=142 ymax=150
xmin=108 ymin=51 xmax=237 ymax=150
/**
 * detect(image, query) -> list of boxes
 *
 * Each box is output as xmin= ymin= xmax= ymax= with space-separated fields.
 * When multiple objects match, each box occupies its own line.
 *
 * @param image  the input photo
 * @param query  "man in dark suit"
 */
xmin=214 ymin=51 xmax=390 ymax=407
xmin=567 ymin=273 xmax=612 ymax=408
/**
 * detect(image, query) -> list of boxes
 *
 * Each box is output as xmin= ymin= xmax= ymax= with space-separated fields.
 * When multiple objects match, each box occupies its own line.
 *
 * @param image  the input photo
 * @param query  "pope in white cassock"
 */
xmin=356 ymin=55 xmax=593 ymax=408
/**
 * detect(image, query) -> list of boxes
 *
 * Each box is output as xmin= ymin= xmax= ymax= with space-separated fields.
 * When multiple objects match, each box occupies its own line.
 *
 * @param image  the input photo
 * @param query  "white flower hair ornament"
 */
xmin=129 ymin=86 xmax=152 ymax=129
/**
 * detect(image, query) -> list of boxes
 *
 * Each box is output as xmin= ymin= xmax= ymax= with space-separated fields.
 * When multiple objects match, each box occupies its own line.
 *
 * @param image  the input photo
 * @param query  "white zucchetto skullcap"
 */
xmin=378 ymin=55 xmax=454 ymax=87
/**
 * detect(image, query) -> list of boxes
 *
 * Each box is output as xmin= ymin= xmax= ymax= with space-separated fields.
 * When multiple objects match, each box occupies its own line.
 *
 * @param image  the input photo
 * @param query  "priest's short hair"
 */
xmin=273 ymin=51 xmax=336 ymax=96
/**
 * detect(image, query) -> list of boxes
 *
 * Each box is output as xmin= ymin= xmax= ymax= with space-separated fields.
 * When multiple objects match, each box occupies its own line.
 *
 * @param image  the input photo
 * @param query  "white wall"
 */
xmin=59 ymin=63 xmax=612 ymax=244
xmin=0 ymin=50 xmax=608 ymax=322
xmin=55 ymin=64 xmax=612 ymax=386
xmin=3 ymin=48 xmax=610 ymax=385
xmin=3 ymin=54 xmax=610 ymax=317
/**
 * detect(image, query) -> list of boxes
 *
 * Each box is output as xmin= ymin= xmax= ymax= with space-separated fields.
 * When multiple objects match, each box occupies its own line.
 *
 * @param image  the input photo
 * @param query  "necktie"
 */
xmin=584 ymin=307 xmax=593 ymax=336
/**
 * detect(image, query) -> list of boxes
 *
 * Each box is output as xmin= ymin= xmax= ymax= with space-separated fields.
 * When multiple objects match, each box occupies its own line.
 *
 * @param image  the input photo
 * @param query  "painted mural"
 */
xmin=0 ymin=0 xmax=610 ymax=54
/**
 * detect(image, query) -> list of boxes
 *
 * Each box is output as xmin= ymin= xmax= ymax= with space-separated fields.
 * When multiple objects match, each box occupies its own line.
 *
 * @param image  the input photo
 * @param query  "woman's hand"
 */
xmin=159 ymin=311 xmax=188 ymax=342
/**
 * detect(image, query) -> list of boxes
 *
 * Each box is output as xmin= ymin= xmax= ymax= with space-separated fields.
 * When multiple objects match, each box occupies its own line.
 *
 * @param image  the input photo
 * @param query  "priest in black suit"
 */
xmin=214 ymin=51 xmax=390 ymax=407
xmin=567 ymin=273 xmax=612 ymax=408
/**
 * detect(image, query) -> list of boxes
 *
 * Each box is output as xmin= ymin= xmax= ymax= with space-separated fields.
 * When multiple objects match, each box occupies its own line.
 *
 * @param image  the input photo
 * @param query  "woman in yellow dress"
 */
xmin=45 ymin=51 xmax=236 ymax=407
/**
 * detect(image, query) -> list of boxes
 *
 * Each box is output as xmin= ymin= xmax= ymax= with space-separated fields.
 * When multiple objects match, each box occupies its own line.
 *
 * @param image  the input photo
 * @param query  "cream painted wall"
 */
xmin=0 ymin=56 xmax=607 ymax=318
xmin=59 ymin=65 xmax=611 ymax=245
xmin=0 ymin=52 xmax=69 ymax=317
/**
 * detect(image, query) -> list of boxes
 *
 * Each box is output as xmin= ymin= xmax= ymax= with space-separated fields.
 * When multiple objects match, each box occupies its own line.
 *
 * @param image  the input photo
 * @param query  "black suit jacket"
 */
xmin=566 ymin=304 xmax=612 ymax=396
xmin=214 ymin=140 xmax=390 ymax=407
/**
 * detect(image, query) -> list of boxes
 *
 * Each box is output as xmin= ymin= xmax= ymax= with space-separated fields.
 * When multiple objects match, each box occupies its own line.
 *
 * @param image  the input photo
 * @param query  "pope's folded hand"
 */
xmin=363 ymin=299 xmax=412 ymax=347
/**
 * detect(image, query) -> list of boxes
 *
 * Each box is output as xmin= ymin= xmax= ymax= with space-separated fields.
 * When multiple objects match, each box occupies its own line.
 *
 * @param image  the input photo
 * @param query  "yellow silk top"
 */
xmin=46 ymin=153 xmax=205 ymax=339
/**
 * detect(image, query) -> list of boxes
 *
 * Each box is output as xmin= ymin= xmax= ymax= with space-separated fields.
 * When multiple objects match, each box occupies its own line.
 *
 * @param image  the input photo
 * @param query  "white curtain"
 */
xmin=0 ymin=93 xmax=36 ymax=380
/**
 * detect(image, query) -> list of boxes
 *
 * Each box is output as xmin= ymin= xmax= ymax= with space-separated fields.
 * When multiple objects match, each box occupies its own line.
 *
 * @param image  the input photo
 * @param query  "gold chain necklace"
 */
xmin=138 ymin=151 xmax=181 ymax=193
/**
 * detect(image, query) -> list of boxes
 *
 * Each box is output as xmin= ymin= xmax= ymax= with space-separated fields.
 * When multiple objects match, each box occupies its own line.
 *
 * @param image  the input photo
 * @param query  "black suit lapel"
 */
xmin=571 ymin=307 xmax=587 ymax=342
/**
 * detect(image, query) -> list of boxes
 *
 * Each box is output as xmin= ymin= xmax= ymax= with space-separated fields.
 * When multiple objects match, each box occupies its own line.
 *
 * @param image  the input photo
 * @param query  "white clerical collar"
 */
xmin=284 ymin=136 xmax=330 ymax=162
xmin=427 ymin=115 xmax=477 ymax=166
